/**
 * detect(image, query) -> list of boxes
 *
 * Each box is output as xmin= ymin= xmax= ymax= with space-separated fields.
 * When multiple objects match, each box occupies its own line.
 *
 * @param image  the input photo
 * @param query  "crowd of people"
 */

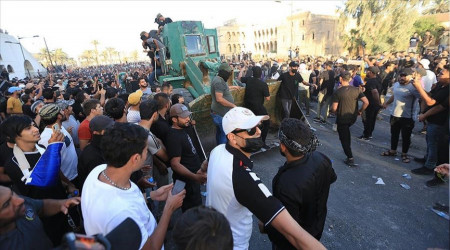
xmin=0 ymin=23 xmax=448 ymax=249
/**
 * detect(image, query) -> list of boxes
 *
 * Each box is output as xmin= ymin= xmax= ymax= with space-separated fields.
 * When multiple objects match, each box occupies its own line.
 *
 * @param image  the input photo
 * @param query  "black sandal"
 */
xmin=381 ymin=150 xmax=397 ymax=156
xmin=402 ymin=154 xmax=410 ymax=163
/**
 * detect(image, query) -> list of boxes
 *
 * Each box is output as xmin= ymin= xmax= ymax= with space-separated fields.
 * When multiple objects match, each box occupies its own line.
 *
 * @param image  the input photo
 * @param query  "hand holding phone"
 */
xmin=172 ymin=180 xmax=186 ymax=195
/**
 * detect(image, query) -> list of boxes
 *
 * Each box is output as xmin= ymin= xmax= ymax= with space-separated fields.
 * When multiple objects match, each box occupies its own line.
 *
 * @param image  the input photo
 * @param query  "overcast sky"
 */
xmin=1 ymin=1 xmax=343 ymax=59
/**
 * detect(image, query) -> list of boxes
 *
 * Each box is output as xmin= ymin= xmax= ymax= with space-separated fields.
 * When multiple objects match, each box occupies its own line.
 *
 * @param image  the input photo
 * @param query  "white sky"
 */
xmin=1 ymin=1 xmax=343 ymax=59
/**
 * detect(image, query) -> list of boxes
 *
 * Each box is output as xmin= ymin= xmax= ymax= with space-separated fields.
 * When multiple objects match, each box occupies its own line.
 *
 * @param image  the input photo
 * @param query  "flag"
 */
xmin=25 ymin=142 xmax=63 ymax=187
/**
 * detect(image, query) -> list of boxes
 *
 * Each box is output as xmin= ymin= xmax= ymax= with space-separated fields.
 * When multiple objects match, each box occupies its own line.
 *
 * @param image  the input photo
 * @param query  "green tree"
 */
xmin=80 ymin=50 xmax=95 ymax=66
xmin=422 ymin=0 xmax=449 ymax=14
xmin=339 ymin=0 xmax=425 ymax=54
xmin=53 ymin=48 xmax=69 ymax=65
xmin=130 ymin=50 xmax=139 ymax=62
xmin=413 ymin=17 xmax=445 ymax=45
xmin=105 ymin=47 xmax=117 ymax=63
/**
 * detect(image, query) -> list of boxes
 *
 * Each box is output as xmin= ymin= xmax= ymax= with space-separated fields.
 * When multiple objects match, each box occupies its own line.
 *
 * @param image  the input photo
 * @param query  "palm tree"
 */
xmin=105 ymin=47 xmax=117 ymax=63
xmin=100 ymin=50 xmax=109 ymax=64
xmin=130 ymin=50 xmax=139 ymax=62
xmin=53 ymin=48 xmax=69 ymax=65
xmin=423 ymin=0 xmax=449 ymax=14
xmin=91 ymin=40 xmax=100 ymax=65
xmin=80 ymin=50 xmax=95 ymax=66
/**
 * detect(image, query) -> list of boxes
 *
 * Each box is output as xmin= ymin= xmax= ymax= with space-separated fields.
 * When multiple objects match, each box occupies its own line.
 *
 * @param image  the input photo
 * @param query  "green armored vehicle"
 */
xmin=156 ymin=21 xmax=281 ymax=150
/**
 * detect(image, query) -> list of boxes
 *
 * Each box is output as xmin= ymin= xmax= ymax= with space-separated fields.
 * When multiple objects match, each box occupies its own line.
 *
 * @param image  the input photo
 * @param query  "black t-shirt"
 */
xmin=0 ymin=143 xmax=13 ymax=186
xmin=22 ymin=104 xmax=35 ymax=118
xmin=242 ymin=76 xmax=270 ymax=115
xmin=0 ymin=97 xmax=8 ymax=115
xmin=332 ymin=86 xmax=365 ymax=125
xmin=151 ymin=113 xmax=171 ymax=144
xmin=277 ymin=72 xmax=304 ymax=99
xmin=267 ymin=151 xmax=337 ymax=247
xmin=426 ymin=84 xmax=449 ymax=125
xmin=319 ymin=70 xmax=335 ymax=97
xmin=0 ymin=197 xmax=53 ymax=250
xmin=166 ymin=128 xmax=201 ymax=182
xmin=364 ymin=77 xmax=382 ymax=108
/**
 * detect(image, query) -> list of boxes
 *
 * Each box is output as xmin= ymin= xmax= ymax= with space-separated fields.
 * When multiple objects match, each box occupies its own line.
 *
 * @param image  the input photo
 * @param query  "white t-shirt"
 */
xmin=206 ymin=144 xmax=284 ymax=250
xmin=38 ymin=126 xmax=78 ymax=180
xmin=127 ymin=109 xmax=141 ymax=123
xmin=81 ymin=164 xmax=158 ymax=249
xmin=421 ymin=70 xmax=437 ymax=92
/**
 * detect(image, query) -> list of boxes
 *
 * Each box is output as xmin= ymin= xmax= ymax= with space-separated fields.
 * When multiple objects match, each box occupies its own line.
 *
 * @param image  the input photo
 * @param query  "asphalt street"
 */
xmin=247 ymin=105 xmax=449 ymax=250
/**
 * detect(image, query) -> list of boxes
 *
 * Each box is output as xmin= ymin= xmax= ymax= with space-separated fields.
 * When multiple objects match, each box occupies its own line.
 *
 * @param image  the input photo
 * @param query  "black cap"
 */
xmin=289 ymin=61 xmax=299 ymax=67
xmin=400 ymin=68 xmax=414 ymax=76
xmin=89 ymin=115 xmax=115 ymax=132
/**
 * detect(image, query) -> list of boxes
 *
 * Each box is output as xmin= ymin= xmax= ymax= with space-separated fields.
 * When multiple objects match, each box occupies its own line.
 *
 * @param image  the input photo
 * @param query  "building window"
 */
xmin=302 ymin=34 xmax=304 ymax=40
xmin=227 ymin=32 xmax=231 ymax=40
xmin=227 ymin=44 xmax=232 ymax=53
xmin=312 ymin=33 xmax=315 ymax=40
xmin=302 ymin=20 xmax=305 ymax=26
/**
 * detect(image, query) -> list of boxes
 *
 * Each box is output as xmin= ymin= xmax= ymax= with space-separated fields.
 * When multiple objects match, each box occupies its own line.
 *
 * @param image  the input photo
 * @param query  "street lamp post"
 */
xmin=5 ymin=40 xmax=31 ymax=78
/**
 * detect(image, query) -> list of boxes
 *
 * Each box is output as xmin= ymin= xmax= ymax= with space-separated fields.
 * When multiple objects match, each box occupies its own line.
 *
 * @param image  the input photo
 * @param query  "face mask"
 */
xmin=291 ymin=69 xmax=297 ymax=74
xmin=240 ymin=137 xmax=264 ymax=153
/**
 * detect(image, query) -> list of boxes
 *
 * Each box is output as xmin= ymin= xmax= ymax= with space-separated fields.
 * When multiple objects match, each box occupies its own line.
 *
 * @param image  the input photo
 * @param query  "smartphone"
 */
xmin=172 ymin=180 xmax=186 ymax=195
xmin=52 ymin=123 xmax=60 ymax=132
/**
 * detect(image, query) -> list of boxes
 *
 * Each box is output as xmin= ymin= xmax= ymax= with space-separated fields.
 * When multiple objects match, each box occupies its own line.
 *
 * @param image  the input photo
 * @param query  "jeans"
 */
xmin=424 ymin=123 xmax=448 ymax=169
xmin=298 ymin=89 xmax=310 ymax=115
xmin=316 ymin=92 xmax=331 ymax=121
xmin=211 ymin=113 xmax=227 ymax=145
xmin=149 ymin=68 xmax=162 ymax=86
xmin=362 ymin=106 xmax=380 ymax=138
xmin=337 ymin=123 xmax=353 ymax=158
xmin=281 ymin=98 xmax=292 ymax=120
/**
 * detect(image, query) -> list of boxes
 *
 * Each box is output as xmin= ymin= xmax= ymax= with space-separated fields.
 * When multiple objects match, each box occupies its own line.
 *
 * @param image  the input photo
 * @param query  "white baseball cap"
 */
xmin=419 ymin=59 xmax=430 ymax=69
xmin=222 ymin=107 xmax=269 ymax=135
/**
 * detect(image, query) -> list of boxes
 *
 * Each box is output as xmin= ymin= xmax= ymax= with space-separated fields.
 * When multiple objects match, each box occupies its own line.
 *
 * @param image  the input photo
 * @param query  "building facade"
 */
xmin=217 ymin=12 xmax=343 ymax=60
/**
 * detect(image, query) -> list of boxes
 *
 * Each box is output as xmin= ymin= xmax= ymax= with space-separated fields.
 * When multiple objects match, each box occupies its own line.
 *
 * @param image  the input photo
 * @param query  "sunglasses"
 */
xmin=232 ymin=124 xmax=262 ymax=136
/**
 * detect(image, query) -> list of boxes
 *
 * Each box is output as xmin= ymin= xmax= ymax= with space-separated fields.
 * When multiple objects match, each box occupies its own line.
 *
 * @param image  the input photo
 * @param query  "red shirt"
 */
xmin=78 ymin=119 xmax=92 ymax=141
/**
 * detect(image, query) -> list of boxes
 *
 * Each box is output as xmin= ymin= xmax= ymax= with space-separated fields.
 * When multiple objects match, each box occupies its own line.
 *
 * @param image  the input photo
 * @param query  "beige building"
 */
xmin=217 ymin=12 xmax=343 ymax=60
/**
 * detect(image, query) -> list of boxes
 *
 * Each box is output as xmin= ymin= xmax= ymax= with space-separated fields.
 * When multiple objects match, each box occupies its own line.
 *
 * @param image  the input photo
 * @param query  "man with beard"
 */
xmin=38 ymin=104 xmax=79 ymax=190
xmin=359 ymin=66 xmax=382 ymax=140
xmin=138 ymin=77 xmax=152 ymax=96
xmin=277 ymin=61 xmax=308 ymax=119
xmin=381 ymin=68 xmax=421 ymax=163
xmin=210 ymin=62 xmax=239 ymax=145
xmin=267 ymin=118 xmax=336 ymax=249
xmin=206 ymin=107 xmax=325 ymax=250
xmin=0 ymin=186 xmax=80 ymax=249
xmin=166 ymin=104 xmax=207 ymax=212
xmin=411 ymin=65 xmax=449 ymax=187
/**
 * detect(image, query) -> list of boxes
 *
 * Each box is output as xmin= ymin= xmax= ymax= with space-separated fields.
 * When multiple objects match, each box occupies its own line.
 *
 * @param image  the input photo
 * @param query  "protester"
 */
xmin=381 ymin=68 xmax=422 ymax=163
xmin=331 ymin=71 xmax=369 ymax=166
xmin=81 ymin=123 xmax=186 ymax=250
xmin=277 ymin=61 xmax=307 ymax=119
xmin=172 ymin=206 xmax=233 ymax=250
xmin=104 ymin=97 xmax=127 ymax=123
xmin=210 ymin=62 xmax=239 ymax=144
xmin=206 ymin=107 xmax=325 ymax=250
xmin=151 ymin=93 xmax=171 ymax=144
xmin=166 ymin=104 xmax=206 ymax=212
xmin=0 ymin=185 xmax=80 ymax=249
xmin=359 ymin=66 xmax=382 ymax=140
xmin=6 ymin=87 xmax=22 ymax=115
xmin=314 ymin=62 xmax=335 ymax=124
xmin=78 ymin=99 xmax=103 ymax=151
xmin=240 ymin=66 xmax=271 ymax=148
xmin=267 ymin=118 xmax=336 ymax=249
xmin=127 ymin=90 xmax=143 ymax=123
